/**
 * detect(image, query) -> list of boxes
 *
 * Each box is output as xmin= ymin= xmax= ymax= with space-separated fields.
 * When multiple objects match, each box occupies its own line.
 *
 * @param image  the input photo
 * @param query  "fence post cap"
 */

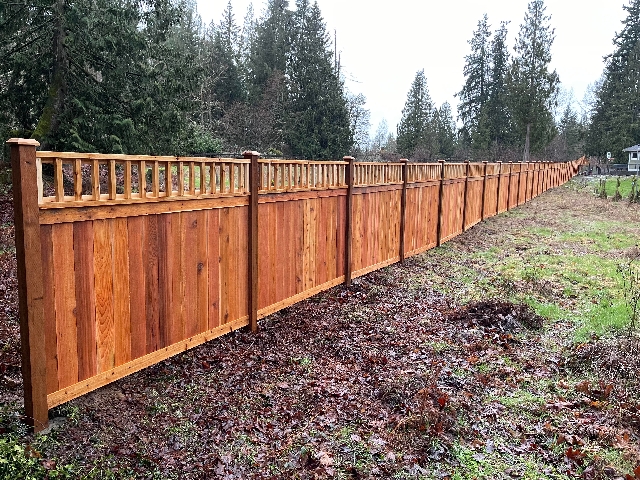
xmin=6 ymin=138 xmax=40 ymax=147
xmin=437 ymin=159 xmax=446 ymax=163
xmin=400 ymin=159 xmax=408 ymax=163
xmin=343 ymin=156 xmax=355 ymax=162
xmin=242 ymin=151 xmax=260 ymax=158
xmin=482 ymin=160 xmax=489 ymax=164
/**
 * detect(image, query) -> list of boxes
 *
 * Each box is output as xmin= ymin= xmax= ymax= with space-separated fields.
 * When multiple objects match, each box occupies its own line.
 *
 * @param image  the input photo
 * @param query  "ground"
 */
xmin=1 ymin=175 xmax=639 ymax=479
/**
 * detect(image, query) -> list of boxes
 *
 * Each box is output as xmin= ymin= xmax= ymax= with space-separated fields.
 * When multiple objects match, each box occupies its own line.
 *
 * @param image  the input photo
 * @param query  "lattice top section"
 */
xmin=468 ymin=163 xmax=486 ymax=177
xmin=258 ymin=160 xmax=347 ymax=193
xmin=353 ymin=162 xmax=403 ymax=187
xmin=406 ymin=163 xmax=441 ymax=183
xmin=36 ymin=152 xmax=250 ymax=206
xmin=443 ymin=163 xmax=467 ymax=180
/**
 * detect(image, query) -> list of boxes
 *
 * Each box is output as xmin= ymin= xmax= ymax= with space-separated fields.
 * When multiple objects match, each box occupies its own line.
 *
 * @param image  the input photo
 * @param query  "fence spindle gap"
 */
xmin=36 ymin=158 xmax=44 ymax=204
xmin=108 ymin=160 xmax=117 ymax=200
xmin=73 ymin=159 xmax=82 ymax=201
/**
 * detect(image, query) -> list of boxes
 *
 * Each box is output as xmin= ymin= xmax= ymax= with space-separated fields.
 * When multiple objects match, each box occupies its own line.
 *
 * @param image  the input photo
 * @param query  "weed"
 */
xmin=617 ymin=251 xmax=640 ymax=333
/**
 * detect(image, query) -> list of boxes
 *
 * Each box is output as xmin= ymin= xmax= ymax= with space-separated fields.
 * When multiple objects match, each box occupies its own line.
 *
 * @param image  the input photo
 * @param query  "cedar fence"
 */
xmin=7 ymin=138 xmax=587 ymax=431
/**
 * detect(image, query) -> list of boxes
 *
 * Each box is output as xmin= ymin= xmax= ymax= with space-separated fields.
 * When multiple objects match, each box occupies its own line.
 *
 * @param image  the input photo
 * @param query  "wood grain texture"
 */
xmin=73 ymin=221 xmax=96 ymax=381
xmin=127 ymin=216 xmax=146 ymax=359
xmin=40 ymin=225 xmax=58 ymax=395
xmin=93 ymin=219 xmax=115 ymax=373
xmin=113 ymin=217 xmax=131 ymax=366
xmin=52 ymin=223 xmax=78 ymax=388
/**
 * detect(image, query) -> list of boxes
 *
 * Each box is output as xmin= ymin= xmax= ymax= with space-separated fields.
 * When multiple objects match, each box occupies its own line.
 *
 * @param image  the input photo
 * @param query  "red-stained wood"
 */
xmin=196 ymin=210 xmax=209 ymax=334
xmin=184 ymin=211 xmax=199 ymax=337
xmin=207 ymin=209 xmax=221 ymax=329
xmin=344 ymin=156 xmax=354 ymax=286
xmin=9 ymin=139 xmax=48 ymax=431
xmin=157 ymin=214 xmax=174 ymax=348
xmin=52 ymin=223 xmax=79 ymax=389
xmin=40 ymin=226 xmax=58 ymax=396
xmin=113 ymin=217 xmax=131 ymax=367
xmin=127 ymin=216 xmax=146 ymax=359
xmin=246 ymin=151 xmax=259 ymax=332
xmin=73 ymin=221 xmax=96 ymax=381
xmin=144 ymin=215 xmax=160 ymax=354
xmin=93 ymin=219 xmax=115 ymax=373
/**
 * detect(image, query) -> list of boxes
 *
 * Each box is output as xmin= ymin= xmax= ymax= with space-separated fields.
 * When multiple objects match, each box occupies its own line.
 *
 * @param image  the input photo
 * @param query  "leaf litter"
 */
xmin=0 ymin=182 xmax=639 ymax=478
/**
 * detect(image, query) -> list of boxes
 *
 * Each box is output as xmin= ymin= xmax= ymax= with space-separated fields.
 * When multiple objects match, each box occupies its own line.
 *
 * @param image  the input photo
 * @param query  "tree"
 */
xmin=508 ymin=0 xmax=559 ymax=161
xmin=345 ymin=92 xmax=370 ymax=156
xmin=397 ymin=70 xmax=436 ymax=160
xmin=434 ymin=102 xmax=457 ymax=158
xmin=587 ymin=0 xmax=640 ymax=157
xmin=484 ymin=21 xmax=513 ymax=150
xmin=457 ymin=14 xmax=492 ymax=148
xmin=285 ymin=0 xmax=352 ymax=159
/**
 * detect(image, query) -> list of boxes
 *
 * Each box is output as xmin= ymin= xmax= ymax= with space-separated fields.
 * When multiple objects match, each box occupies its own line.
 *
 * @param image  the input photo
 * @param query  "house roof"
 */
xmin=623 ymin=144 xmax=640 ymax=152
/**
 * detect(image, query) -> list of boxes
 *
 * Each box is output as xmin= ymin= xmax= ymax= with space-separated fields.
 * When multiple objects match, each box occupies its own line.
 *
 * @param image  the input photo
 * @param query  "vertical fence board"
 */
xmin=40 ymin=225 xmax=58 ymax=395
xmin=207 ymin=209 xmax=221 ymax=329
xmin=144 ymin=216 xmax=160 ymax=354
xmin=127 ymin=217 xmax=146 ymax=359
xmin=52 ymin=223 xmax=78 ymax=389
xmin=93 ymin=219 xmax=115 ymax=374
xmin=113 ymin=217 xmax=131 ymax=367
xmin=73 ymin=221 xmax=96 ymax=381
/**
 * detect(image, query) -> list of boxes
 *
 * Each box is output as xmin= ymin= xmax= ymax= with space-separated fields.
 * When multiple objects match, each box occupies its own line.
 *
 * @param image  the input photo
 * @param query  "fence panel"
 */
xmin=7 ymin=137 xmax=586 ymax=431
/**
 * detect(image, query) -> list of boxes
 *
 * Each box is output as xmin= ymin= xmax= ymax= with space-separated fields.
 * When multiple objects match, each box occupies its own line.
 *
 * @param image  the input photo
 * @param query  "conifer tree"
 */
xmin=397 ymin=70 xmax=436 ymax=160
xmin=484 ymin=21 xmax=513 ymax=150
xmin=587 ymin=0 xmax=640 ymax=157
xmin=508 ymin=0 xmax=559 ymax=161
xmin=458 ymin=14 xmax=492 ymax=147
xmin=286 ymin=0 xmax=352 ymax=158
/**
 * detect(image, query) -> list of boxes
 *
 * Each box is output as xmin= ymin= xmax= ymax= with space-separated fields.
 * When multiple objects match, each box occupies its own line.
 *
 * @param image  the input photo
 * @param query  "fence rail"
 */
xmin=7 ymin=138 xmax=586 ymax=431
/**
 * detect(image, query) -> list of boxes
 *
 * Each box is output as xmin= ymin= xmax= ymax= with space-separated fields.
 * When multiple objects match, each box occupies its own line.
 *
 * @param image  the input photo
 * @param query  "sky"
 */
xmin=196 ymin=0 xmax=629 ymax=137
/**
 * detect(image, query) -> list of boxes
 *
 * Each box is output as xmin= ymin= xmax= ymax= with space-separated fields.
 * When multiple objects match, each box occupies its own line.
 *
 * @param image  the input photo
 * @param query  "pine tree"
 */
xmin=285 ymin=0 xmax=352 ymax=159
xmin=587 ymin=0 xmax=640 ymax=157
xmin=457 ymin=14 xmax=492 ymax=148
xmin=508 ymin=0 xmax=559 ymax=161
xmin=397 ymin=70 xmax=436 ymax=160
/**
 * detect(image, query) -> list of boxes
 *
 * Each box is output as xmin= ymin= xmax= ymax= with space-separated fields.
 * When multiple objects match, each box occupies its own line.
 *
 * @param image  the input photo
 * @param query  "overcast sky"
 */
xmin=196 ymin=0 xmax=628 ymax=136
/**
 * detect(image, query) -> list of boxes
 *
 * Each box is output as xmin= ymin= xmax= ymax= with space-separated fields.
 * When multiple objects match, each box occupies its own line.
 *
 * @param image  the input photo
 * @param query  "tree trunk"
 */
xmin=33 ymin=0 xmax=67 ymax=149
xmin=523 ymin=123 xmax=531 ymax=162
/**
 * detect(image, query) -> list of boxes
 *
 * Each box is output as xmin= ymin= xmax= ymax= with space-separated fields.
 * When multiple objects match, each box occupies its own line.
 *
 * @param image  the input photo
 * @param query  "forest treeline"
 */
xmin=0 ymin=0 xmax=356 ymax=160
xmin=1 ymin=0 xmax=638 ymax=163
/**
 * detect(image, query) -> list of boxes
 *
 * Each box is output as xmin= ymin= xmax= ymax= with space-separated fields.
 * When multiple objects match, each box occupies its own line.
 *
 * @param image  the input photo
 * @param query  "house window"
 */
xmin=633 ymin=152 xmax=638 ymax=159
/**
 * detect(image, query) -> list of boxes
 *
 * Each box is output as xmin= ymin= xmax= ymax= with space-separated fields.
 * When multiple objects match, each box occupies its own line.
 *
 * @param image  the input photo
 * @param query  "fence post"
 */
xmin=7 ymin=138 xmax=48 ymax=432
xmin=506 ymin=162 xmax=513 ymax=211
xmin=399 ymin=159 xmax=408 ymax=263
xmin=516 ymin=162 xmax=523 ymax=206
xmin=244 ymin=151 xmax=260 ymax=333
xmin=344 ymin=156 xmax=355 ymax=287
xmin=481 ymin=161 xmax=488 ymax=221
xmin=436 ymin=160 xmax=446 ymax=246
xmin=461 ymin=161 xmax=470 ymax=232
xmin=496 ymin=161 xmax=502 ymax=213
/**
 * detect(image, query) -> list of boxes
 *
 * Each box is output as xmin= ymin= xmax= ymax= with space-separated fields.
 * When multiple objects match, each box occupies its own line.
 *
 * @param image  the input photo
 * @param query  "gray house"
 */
xmin=623 ymin=144 xmax=640 ymax=172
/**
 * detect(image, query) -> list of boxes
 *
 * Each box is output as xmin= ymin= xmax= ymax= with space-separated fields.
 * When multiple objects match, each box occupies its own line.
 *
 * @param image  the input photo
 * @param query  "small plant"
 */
xmin=629 ymin=176 xmax=639 ymax=204
xmin=617 ymin=251 xmax=640 ymax=334
xmin=598 ymin=178 xmax=608 ymax=199
xmin=612 ymin=177 xmax=623 ymax=201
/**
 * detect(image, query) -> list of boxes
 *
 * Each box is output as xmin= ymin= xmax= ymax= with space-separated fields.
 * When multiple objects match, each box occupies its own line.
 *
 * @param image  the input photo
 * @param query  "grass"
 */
xmin=600 ymin=176 xmax=636 ymax=199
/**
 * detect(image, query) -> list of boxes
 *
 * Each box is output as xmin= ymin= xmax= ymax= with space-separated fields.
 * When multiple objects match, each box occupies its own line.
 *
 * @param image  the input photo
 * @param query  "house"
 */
xmin=623 ymin=144 xmax=640 ymax=172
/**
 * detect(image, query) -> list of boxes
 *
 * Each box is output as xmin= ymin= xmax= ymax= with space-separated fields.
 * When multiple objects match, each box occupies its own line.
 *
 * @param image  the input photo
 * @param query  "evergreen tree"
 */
xmin=508 ymin=0 xmax=559 ymax=161
xmin=484 ymin=21 xmax=513 ymax=150
xmin=247 ymin=0 xmax=291 ymax=101
xmin=434 ymin=102 xmax=457 ymax=158
xmin=458 ymin=14 xmax=492 ymax=148
xmin=285 ymin=0 xmax=352 ymax=158
xmin=397 ymin=70 xmax=436 ymax=160
xmin=346 ymin=92 xmax=371 ymax=156
xmin=587 ymin=0 xmax=640 ymax=157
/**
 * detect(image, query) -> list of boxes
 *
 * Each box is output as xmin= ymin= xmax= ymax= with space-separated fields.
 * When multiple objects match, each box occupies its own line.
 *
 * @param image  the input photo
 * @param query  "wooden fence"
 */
xmin=7 ymin=138 xmax=586 ymax=430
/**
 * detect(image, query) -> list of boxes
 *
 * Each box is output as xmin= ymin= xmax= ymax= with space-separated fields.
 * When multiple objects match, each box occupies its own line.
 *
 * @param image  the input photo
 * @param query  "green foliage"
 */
xmin=508 ymin=0 xmax=559 ymax=160
xmin=397 ymin=70 xmax=437 ymax=160
xmin=1 ymin=0 xmax=359 ymax=159
xmin=457 ymin=14 xmax=492 ymax=147
xmin=0 ymin=435 xmax=74 ymax=479
xmin=586 ymin=0 xmax=640 ymax=158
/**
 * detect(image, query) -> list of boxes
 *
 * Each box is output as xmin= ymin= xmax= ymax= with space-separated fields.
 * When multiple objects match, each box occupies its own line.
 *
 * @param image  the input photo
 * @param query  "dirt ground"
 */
xmin=1 ymin=179 xmax=639 ymax=479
